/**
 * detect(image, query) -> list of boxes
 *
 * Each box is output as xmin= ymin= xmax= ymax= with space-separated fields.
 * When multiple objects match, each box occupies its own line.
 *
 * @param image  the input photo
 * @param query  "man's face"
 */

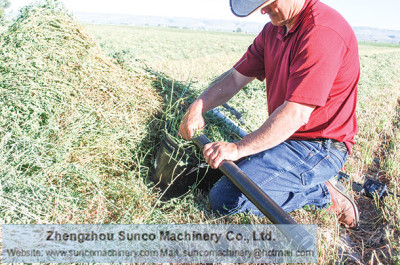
xmin=259 ymin=0 xmax=297 ymax=28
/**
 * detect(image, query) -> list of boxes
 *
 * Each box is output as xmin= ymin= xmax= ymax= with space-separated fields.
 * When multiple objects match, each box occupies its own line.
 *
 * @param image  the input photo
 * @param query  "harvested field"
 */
xmin=88 ymin=24 xmax=400 ymax=264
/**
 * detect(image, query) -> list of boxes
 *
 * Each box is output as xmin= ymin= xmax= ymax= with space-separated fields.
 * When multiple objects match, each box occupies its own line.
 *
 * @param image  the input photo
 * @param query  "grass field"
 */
xmin=86 ymin=24 xmax=400 ymax=264
xmin=1 ymin=5 xmax=400 ymax=264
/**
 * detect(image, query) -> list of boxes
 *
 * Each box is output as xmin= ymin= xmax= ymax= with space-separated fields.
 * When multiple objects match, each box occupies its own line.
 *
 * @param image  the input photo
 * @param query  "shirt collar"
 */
xmin=277 ymin=0 xmax=318 ymax=39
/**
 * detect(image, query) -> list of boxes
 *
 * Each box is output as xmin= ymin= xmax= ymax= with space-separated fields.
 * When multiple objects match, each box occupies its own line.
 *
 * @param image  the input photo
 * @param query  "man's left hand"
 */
xmin=203 ymin=141 xmax=241 ymax=169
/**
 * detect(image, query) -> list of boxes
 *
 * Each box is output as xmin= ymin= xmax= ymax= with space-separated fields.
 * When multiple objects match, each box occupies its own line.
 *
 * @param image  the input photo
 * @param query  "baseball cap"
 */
xmin=230 ymin=0 xmax=276 ymax=17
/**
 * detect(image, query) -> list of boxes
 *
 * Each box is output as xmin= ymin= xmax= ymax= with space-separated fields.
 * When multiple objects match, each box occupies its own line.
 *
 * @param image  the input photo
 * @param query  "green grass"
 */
xmin=0 ymin=1 xmax=163 ymax=224
xmin=347 ymin=48 xmax=400 ymax=264
xmin=85 ymin=23 xmax=257 ymax=83
xmin=86 ymin=23 xmax=269 ymax=131
xmin=1 ymin=3 xmax=400 ymax=264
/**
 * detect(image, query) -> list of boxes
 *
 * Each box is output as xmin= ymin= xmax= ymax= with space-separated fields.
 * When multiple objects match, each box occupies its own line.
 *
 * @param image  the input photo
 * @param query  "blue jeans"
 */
xmin=208 ymin=139 xmax=348 ymax=215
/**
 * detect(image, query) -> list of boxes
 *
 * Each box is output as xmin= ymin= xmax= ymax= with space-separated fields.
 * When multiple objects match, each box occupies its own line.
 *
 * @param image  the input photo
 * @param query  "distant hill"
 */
xmin=353 ymin=27 xmax=400 ymax=44
xmin=76 ymin=12 xmax=400 ymax=44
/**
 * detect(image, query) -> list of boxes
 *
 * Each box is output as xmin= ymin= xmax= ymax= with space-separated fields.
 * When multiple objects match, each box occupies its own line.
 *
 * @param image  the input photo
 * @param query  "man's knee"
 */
xmin=208 ymin=184 xmax=226 ymax=213
xmin=208 ymin=176 xmax=241 ymax=214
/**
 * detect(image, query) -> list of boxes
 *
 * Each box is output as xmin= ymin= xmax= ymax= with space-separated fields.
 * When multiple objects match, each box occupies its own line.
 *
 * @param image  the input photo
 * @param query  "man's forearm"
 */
xmin=236 ymin=101 xmax=315 ymax=158
xmin=179 ymin=68 xmax=254 ymax=140
xmin=191 ymin=68 xmax=255 ymax=114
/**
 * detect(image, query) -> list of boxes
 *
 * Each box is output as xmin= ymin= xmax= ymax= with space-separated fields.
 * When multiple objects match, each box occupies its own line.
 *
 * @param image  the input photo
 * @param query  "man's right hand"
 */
xmin=178 ymin=100 xmax=205 ymax=140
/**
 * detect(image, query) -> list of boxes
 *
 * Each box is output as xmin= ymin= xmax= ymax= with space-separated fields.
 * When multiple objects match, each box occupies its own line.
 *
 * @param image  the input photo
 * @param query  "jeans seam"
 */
xmin=258 ymin=157 xmax=307 ymax=187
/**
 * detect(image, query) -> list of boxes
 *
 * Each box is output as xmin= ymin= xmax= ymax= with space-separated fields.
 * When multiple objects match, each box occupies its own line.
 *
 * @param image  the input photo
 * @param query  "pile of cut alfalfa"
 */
xmin=0 ymin=1 xmax=162 ymax=223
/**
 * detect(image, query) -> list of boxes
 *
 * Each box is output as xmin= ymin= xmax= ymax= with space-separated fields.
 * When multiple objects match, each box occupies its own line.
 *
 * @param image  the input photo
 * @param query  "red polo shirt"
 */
xmin=234 ymin=0 xmax=359 ymax=152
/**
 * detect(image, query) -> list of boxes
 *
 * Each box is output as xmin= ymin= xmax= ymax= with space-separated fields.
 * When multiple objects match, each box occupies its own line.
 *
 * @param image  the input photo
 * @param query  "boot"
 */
xmin=325 ymin=178 xmax=360 ymax=229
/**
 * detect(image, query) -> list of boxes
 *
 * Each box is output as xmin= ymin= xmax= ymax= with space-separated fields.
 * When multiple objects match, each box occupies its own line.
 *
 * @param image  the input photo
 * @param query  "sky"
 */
xmin=7 ymin=0 xmax=400 ymax=31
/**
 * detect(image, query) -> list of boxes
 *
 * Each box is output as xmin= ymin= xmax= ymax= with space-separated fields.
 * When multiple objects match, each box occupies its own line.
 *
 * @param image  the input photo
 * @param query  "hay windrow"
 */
xmin=0 ymin=0 xmax=162 ymax=223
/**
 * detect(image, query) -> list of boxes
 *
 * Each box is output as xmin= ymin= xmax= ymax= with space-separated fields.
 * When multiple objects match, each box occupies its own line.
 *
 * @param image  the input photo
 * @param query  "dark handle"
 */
xmin=192 ymin=134 xmax=315 ymax=250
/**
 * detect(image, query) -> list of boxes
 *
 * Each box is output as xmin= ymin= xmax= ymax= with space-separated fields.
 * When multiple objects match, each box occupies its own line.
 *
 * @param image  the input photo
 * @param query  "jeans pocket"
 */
xmin=287 ymin=140 xmax=321 ymax=161
xmin=327 ymin=148 xmax=348 ymax=172
xmin=297 ymin=140 xmax=322 ymax=155
xmin=300 ymin=156 xmax=337 ymax=186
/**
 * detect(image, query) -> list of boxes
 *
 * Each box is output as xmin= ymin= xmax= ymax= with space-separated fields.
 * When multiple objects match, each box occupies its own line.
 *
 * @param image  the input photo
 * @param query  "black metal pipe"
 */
xmin=192 ymin=134 xmax=315 ymax=250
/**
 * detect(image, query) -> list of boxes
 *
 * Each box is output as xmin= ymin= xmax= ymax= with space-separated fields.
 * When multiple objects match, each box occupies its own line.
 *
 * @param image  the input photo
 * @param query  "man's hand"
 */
xmin=178 ymin=102 xmax=205 ymax=140
xmin=203 ymin=141 xmax=241 ymax=169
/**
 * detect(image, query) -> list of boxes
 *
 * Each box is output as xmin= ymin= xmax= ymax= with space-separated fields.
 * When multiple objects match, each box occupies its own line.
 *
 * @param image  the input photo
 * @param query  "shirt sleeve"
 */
xmin=286 ymin=25 xmax=348 ymax=106
xmin=233 ymin=24 xmax=268 ymax=81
